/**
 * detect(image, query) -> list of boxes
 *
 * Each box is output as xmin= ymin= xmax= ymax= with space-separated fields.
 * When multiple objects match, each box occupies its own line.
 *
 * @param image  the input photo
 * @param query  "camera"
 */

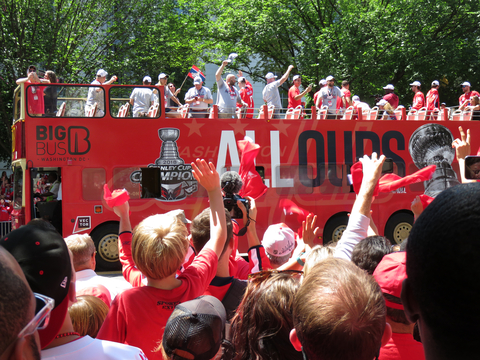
xmin=223 ymin=193 xmax=250 ymax=219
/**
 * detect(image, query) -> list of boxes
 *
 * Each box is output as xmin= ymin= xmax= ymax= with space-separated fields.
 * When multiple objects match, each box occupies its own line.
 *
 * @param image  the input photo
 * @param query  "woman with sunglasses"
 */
xmin=16 ymin=66 xmax=50 ymax=116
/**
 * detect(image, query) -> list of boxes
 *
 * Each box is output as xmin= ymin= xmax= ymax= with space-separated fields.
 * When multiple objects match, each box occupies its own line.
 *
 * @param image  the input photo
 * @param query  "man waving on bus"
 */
xmin=85 ymin=69 xmax=117 ymax=117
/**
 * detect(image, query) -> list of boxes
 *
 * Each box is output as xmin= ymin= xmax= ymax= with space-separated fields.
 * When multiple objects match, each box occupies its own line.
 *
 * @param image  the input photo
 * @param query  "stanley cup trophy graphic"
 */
xmin=155 ymin=128 xmax=184 ymax=165
xmin=409 ymin=123 xmax=460 ymax=197
xmin=129 ymin=128 xmax=198 ymax=201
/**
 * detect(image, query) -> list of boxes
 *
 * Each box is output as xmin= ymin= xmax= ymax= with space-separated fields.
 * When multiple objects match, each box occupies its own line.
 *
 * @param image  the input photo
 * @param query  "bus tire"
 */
xmin=384 ymin=212 xmax=414 ymax=245
xmin=91 ymin=223 xmax=121 ymax=272
xmin=323 ymin=214 xmax=349 ymax=244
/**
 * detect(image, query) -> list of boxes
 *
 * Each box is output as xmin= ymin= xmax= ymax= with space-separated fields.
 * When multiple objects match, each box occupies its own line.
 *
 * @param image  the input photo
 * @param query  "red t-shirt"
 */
xmin=412 ymin=92 xmax=425 ymax=110
xmin=238 ymin=81 xmax=254 ymax=118
xmin=379 ymin=332 xmax=425 ymax=360
xmin=337 ymin=88 xmax=351 ymax=109
xmin=97 ymin=248 xmax=218 ymax=360
xmin=384 ymin=93 xmax=399 ymax=109
xmin=426 ymin=89 xmax=439 ymax=111
xmin=288 ymin=85 xmax=301 ymax=109
xmin=313 ymin=90 xmax=322 ymax=107
xmin=459 ymin=91 xmax=480 ymax=106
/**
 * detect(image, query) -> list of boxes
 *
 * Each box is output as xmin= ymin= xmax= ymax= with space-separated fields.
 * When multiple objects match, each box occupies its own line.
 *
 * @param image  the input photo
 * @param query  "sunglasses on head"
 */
xmin=29 ymin=67 xmax=36 ymax=73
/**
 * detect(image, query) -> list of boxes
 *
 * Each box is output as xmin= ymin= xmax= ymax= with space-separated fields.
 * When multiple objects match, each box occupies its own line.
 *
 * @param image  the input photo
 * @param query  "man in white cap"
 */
xmin=85 ymin=69 xmax=117 ymax=117
xmin=237 ymin=70 xmax=255 ymax=119
xmin=410 ymin=81 xmax=424 ymax=110
xmin=426 ymin=80 xmax=440 ymax=117
xmin=262 ymin=65 xmax=294 ymax=118
xmin=459 ymin=81 xmax=480 ymax=107
xmin=154 ymin=73 xmax=182 ymax=118
xmin=261 ymin=223 xmax=296 ymax=269
xmin=184 ymin=76 xmax=213 ymax=118
xmin=313 ymin=79 xmax=327 ymax=107
xmin=315 ymin=75 xmax=346 ymax=119
xmin=215 ymin=60 xmax=248 ymax=118
xmin=382 ymin=84 xmax=399 ymax=109
xmin=352 ymin=95 xmax=370 ymax=119
xmin=288 ymin=75 xmax=312 ymax=109
xmin=129 ymin=76 xmax=154 ymax=117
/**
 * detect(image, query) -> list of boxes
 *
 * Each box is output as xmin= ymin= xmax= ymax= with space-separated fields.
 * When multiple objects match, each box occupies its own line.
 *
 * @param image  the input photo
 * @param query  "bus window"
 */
xmin=113 ymin=167 xmax=141 ymax=199
xmin=13 ymin=87 xmax=22 ymax=122
xmin=82 ymin=168 xmax=106 ymax=200
xmin=13 ymin=166 xmax=23 ymax=210
xmin=109 ymin=86 xmax=161 ymax=118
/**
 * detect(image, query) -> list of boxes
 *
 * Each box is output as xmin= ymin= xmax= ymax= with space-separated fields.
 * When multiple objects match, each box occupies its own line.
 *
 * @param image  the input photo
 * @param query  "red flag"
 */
xmin=418 ymin=194 xmax=434 ymax=209
xmin=237 ymin=139 xmax=267 ymax=200
xmin=351 ymin=162 xmax=436 ymax=195
xmin=103 ymin=184 xmax=130 ymax=207
xmin=278 ymin=199 xmax=310 ymax=224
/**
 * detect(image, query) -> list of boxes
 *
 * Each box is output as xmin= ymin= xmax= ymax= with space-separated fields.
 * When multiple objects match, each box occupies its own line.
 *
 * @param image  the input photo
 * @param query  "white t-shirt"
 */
xmin=130 ymin=88 xmax=153 ymax=116
xmin=184 ymin=86 xmax=212 ymax=110
xmin=41 ymin=335 xmax=148 ymax=360
xmin=262 ymin=80 xmax=282 ymax=109
xmin=76 ymin=269 xmax=132 ymax=301
xmin=216 ymin=78 xmax=241 ymax=114
xmin=86 ymin=80 xmax=105 ymax=111
xmin=318 ymin=86 xmax=343 ymax=113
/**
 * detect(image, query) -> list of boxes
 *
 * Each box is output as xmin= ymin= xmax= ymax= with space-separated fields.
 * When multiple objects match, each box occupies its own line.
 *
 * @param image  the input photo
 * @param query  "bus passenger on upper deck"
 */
xmin=382 ymin=84 xmax=399 ymax=109
xmin=410 ymin=81 xmax=425 ymax=111
xmin=426 ymin=80 xmax=440 ymax=112
xmin=16 ymin=65 xmax=50 ymax=117
xmin=184 ymin=76 xmax=213 ymax=118
xmin=313 ymin=79 xmax=327 ymax=108
xmin=215 ymin=60 xmax=248 ymax=119
xmin=263 ymin=65 xmax=294 ymax=119
xmin=377 ymin=99 xmax=396 ymax=120
xmin=85 ymin=69 xmax=117 ymax=117
xmin=459 ymin=81 xmax=480 ymax=107
xmin=237 ymin=70 xmax=254 ymax=119
xmin=154 ymin=73 xmax=182 ymax=118
xmin=43 ymin=71 xmax=58 ymax=117
xmin=315 ymin=75 xmax=346 ymax=119
xmin=352 ymin=95 xmax=370 ymax=119
xmin=129 ymin=76 xmax=153 ymax=117
xmin=288 ymin=75 xmax=312 ymax=110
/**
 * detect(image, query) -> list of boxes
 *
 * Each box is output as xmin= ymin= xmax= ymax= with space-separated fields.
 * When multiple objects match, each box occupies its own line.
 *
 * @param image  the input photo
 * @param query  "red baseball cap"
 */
xmin=373 ymin=252 xmax=406 ymax=310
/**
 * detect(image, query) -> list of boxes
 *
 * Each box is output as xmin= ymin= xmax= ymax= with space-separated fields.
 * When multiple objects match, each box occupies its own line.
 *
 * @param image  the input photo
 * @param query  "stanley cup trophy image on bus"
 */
xmin=130 ymin=128 xmax=198 ymax=201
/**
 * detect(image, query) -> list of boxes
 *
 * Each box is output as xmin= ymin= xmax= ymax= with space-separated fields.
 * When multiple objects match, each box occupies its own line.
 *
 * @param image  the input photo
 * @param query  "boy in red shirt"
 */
xmin=97 ymin=159 xmax=227 ymax=360
xmin=410 ymin=81 xmax=425 ymax=110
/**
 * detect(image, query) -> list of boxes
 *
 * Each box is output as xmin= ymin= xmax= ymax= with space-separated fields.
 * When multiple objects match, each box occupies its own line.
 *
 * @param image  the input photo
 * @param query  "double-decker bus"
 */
xmin=11 ymin=82 xmax=479 ymax=270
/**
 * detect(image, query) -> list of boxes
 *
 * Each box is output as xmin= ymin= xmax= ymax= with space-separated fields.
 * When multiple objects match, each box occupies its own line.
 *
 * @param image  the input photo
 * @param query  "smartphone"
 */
xmin=382 ymin=158 xmax=394 ymax=174
xmin=465 ymin=156 xmax=480 ymax=180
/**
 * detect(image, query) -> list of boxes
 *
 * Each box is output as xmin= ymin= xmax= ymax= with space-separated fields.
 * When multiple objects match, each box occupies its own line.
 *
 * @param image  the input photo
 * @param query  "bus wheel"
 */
xmin=323 ymin=214 xmax=349 ymax=244
xmin=91 ymin=223 xmax=121 ymax=272
xmin=384 ymin=213 xmax=414 ymax=245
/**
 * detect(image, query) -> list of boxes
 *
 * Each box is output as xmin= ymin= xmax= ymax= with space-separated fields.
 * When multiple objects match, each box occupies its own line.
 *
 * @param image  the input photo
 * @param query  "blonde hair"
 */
xmin=383 ymin=102 xmax=394 ymax=114
xmin=303 ymin=245 xmax=334 ymax=277
xmin=69 ymin=295 xmax=109 ymax=338
xmin=471 ymin=95 xmax=479 ymax=106
xmin=132 ymin=214 xmax=189 ymax=280
xmin=64 ymin=234 xmax=95 ymax=270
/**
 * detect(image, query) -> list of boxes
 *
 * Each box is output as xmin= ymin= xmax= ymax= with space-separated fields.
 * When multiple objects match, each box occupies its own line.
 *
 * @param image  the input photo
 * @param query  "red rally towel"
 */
xmin=103 ymin=184 xmax=130 ymax=207
xmin=237 ymin=139 xmax=268 ymax=200
xmin=418 ymin=194 xmax=434 ymax=209
xmin=351 ymin=162 xmax=436 ymax=196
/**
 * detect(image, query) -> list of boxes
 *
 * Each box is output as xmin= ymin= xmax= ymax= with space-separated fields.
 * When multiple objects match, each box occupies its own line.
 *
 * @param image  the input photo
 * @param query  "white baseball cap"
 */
xmin=293 ymin=75 xmax=301 ymax=81
xmin=193 ymin=76 xmax=202 ymax=85
xmin=376 ymin=99 xmax=388 ymax=106
xmin=461 ymin=81 xmax=471 ymax=87
xmin=262 ymin=223 xmax=295 ymax=257
xmin=409 ymin=81 xmax=421 ymax=87
xmin=431 ymin=80 xmax=440 ymax=86
xmin=158 ymin=73 xmax=168 ymax=80
xmin=143 ymin=76 xmax=152 ymax=83
xmin=383 ymin=84 xmax=395 ymax=90
xmin=319 ymin=79 xmax=327 ymax=86
xmin=352 ymin=95 xmax=360 ymax=102
xmin=326 ymin=75 xmax=335 ymax=81
xmin=96 ymin=69 xmax=108 ymax=77
xmin=265 ymin=72 xmax=278 ymax=80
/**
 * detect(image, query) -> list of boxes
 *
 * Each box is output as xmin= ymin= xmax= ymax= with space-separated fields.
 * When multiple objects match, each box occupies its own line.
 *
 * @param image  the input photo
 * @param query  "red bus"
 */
xmin=11 ymin=82 xmax=479 ymax=270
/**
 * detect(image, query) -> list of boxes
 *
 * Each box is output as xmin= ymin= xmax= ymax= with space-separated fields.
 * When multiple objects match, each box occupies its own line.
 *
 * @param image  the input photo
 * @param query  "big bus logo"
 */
xmin=130 ymin=128 xmax=198 ymax=202
xmin=36 ymin=125 xmax=91 ymax=155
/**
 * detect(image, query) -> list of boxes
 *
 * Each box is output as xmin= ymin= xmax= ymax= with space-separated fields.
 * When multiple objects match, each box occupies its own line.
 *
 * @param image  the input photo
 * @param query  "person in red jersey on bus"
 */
xmin=459 ymin=81 xmax=480 ymax=107
xmin=410 ymin=81 xmax=425 ymax=110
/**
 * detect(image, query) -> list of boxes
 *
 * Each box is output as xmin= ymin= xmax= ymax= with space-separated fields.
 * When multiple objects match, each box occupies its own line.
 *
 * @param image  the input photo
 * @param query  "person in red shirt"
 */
xmin=337 ymin=80 xmax=352 ymax=112
xmin=97 ymin=159 xmax=227 ymax=360
xmin=410 ymin=81 xmax=425 ymax=110
xmin=459 ymin=81 xmax=480 ymax=107
xmin=313 ymin=79 xmax=327 ymax=107
xmin=237 ymin=71 xmax=254 ymax=119
xmin=426 ymin=80 xmax=440 ymax=110
xmin=288 ymin=75 xmax=312 ymax=109
xmin=382 ymin=84 xmax=399 ymax=109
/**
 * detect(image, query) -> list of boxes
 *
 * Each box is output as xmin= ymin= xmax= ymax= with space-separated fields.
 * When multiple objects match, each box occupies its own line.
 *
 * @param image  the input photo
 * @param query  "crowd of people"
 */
xmin=1 ymin=122 xmax=479 ymax=359
xmin=17 ymin=64 xmax=480 ymax=120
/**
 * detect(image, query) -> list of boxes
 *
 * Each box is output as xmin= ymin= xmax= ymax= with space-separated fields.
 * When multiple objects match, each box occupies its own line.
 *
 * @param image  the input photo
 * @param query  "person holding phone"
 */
xmin=288 ymin=75 xmax=312 ymax=109
xmin=16 ymin=65 xmax=50 ymax=116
